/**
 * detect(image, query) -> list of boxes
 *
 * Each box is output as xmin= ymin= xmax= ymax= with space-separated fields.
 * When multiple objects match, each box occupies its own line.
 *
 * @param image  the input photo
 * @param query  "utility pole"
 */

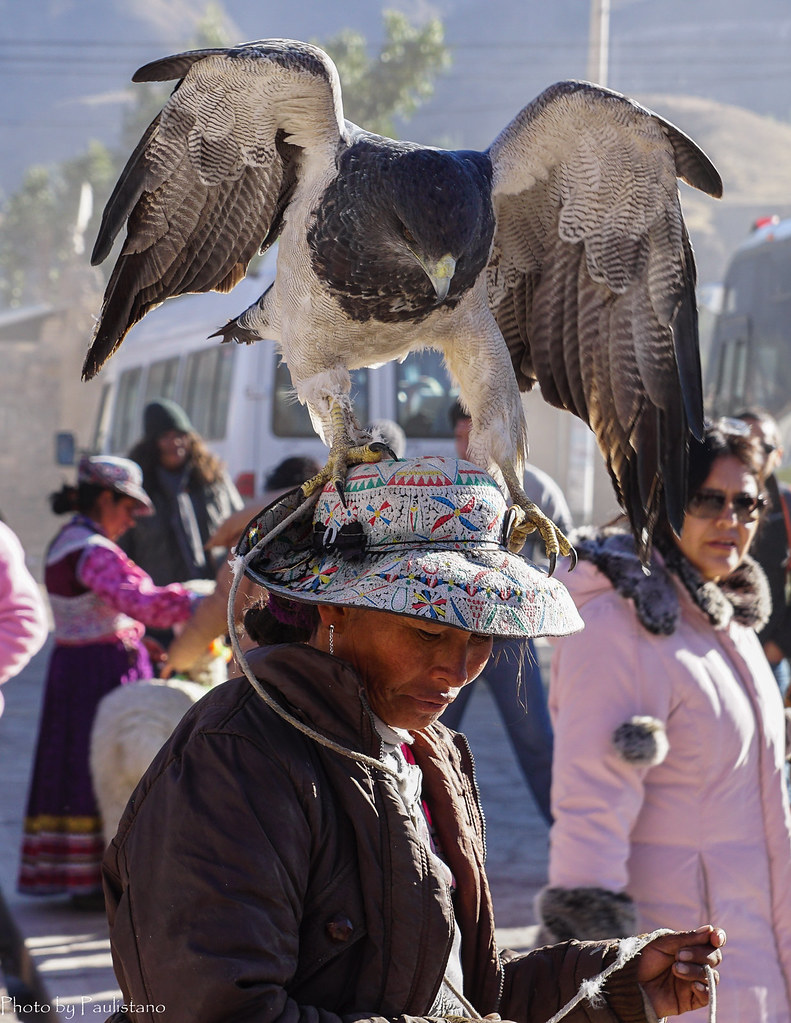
xmin=565 ymin=0 xmax=612 ymax=526
xmin=587 ymin=0 xmax=610 ymax=86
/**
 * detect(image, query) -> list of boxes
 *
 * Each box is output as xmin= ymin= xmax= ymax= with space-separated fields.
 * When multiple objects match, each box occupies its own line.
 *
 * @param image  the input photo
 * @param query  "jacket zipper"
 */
xmin=458 ymin=731 xmax=487 ymax=862
xmin=457 ymin=732 xmax=505 ymax=1010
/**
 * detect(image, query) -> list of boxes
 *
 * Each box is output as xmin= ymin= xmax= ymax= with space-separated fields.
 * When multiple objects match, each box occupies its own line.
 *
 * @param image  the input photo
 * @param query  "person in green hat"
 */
xmin=120 ymin=400 xmax=242 ymax=652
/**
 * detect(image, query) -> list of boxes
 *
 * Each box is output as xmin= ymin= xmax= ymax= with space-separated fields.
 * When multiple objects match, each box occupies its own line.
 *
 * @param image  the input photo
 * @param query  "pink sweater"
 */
xmin=45 ymin=517 xmax=197 ymax=646
xmin=0 ymin=522 xmax=48 ymax=712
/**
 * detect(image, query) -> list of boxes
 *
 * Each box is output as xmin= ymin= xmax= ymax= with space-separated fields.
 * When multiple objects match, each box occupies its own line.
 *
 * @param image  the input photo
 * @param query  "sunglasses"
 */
xmin=687 ymin=488 xmax=767 ymax=523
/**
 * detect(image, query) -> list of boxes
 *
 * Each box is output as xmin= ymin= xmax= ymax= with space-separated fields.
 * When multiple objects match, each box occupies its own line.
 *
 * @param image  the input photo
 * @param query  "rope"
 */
xmin=225 ymin=495 xmax=718 ymax=1023
xmin=225 ymin=489 xmax=399 ymax=780
xmin=442 ymin=978 xmax=482 ymax=1020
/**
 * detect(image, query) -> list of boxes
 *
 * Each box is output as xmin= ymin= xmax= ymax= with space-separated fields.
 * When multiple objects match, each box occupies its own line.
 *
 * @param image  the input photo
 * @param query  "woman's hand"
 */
xmin=637 ymin=925 xmax=725 ymax=1017
xmin=142 ymin=635 xmax=168 ymax=668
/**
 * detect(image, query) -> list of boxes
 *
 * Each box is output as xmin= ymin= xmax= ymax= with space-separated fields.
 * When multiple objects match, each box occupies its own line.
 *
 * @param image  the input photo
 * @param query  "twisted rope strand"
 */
xmin=226 ymin=491 xmax=399 ymax=780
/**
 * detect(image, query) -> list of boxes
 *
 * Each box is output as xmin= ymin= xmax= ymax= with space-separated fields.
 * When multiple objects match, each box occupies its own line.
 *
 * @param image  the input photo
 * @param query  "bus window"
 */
xmin=109 ymin=367 xmax=143 ymax=453
xmin=706 ymin=218 xmax=791 ymax=424
xmin=395 ymin=350 xmax=458 ymax=437
xmin=709 ymin=317 xmax=749 ymax=414
xmin=91 ymin=382 xmax=112 ymax=453
xmin=272 ymin=358 xmax=369 ymax=437
xmin=181 ymin=345 xmax=235 ymax=440
xmin=143 ymin=356 xmax=180 ymax=407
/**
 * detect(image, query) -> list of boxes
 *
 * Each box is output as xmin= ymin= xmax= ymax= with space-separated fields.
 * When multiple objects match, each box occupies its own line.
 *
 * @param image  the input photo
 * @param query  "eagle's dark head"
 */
xmin=308 ymin=135 xmax=495 ymax=323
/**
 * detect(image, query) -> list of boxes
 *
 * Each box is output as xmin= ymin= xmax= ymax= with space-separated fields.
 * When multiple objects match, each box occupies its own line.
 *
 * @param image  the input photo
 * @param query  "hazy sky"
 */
xmin=2 ymin=0 xmax=789 ymax=195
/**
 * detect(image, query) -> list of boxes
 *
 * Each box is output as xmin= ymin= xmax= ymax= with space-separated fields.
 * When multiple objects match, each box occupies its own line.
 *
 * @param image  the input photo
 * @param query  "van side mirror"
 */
xmin=55 ymin=431 xmax=76 ymax=466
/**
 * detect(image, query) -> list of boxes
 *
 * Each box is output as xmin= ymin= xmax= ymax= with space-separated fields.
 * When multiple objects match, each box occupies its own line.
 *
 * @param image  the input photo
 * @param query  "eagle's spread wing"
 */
xmin=83 ymin=39 xmax=346 ymax=380
xmin=487 ymin=81 xmax=722 ymax=545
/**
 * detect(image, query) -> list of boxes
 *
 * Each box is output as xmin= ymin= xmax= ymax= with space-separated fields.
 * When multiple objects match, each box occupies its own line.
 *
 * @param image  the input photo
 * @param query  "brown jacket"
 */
xmin=103 ymin=644 xmax=649 ymax=1023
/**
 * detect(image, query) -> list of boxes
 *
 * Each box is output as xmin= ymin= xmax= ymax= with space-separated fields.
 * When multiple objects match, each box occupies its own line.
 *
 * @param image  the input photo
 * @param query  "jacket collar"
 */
xmin=244 ymin=642 xmax=382 ymax=755
xmin=571 ymin=525 xmax=771 ymax=635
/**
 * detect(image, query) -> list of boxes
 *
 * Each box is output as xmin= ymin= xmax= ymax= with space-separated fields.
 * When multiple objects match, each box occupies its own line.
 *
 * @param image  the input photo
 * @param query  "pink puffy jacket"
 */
xmin=0 ymin=522 xmax=48 ymax=713
xmin=547 ymin=536 xmax=791 ymax=1023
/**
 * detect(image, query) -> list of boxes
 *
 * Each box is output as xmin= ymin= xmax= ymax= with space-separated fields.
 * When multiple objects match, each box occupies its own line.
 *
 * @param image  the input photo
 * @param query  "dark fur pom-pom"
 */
xmin=612 ymin=716 xmax=669 ymax=766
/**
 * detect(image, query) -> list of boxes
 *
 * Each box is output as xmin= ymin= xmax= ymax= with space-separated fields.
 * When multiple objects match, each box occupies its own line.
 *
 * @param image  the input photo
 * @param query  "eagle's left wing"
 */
xmin=83 ymin=40 xmax=347 ymax=380
xmin=486 ymin=81 xmax=722 ymax=549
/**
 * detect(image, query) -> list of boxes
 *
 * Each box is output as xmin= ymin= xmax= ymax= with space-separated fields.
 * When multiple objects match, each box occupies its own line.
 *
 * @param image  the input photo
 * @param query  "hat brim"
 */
xmin=236 ymin=487 xmax=582 ymax=640
xmin=115 ymin=482 xmax=154 ymax=515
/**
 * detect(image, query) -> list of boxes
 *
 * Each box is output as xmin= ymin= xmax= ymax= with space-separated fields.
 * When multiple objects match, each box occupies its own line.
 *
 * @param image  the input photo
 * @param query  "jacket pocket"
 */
xmin=290 ymin=857 xmax=368 ymax=1003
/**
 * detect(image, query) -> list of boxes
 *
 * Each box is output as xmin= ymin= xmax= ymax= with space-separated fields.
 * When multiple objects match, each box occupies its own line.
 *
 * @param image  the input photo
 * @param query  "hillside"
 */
xmin=637 ymin=94 xmax=791 ymax=281
xmin=2 ymin=0 xmax=789 ymax=284
xmin=3 ymin=0 xmax=791 ymax=195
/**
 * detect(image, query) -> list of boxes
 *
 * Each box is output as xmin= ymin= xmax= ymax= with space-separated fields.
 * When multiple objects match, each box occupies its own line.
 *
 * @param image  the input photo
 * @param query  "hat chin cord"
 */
xmin=225 ymin=493 xmax=717 ymax=1023
xmin=226 ymin=489 xmax=399 ymax=781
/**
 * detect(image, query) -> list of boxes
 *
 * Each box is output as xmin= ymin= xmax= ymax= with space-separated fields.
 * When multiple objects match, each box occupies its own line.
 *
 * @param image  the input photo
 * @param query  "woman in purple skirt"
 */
xmin=18 ymin=455 xmax=199 ymax=906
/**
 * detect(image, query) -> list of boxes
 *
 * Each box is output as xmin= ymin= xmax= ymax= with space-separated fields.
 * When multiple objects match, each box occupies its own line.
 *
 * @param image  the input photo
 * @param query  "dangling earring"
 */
xmin=328 ymin=623 xmax=335 ymax=657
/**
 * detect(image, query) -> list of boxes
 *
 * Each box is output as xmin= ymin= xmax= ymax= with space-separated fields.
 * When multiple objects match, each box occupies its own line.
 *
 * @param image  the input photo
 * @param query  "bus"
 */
xmin=705 ymin=215 xmax=791 ymax=462
xmin=88 ymin=250 xmax=623 ymax=525
xmin=90 ymin=251 xmax=458 ymax=496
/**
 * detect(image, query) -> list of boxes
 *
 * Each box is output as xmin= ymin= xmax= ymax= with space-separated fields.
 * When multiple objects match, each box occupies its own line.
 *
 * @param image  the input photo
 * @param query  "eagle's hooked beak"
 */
xmin=425 ymin=253 xmax=457 ymax=303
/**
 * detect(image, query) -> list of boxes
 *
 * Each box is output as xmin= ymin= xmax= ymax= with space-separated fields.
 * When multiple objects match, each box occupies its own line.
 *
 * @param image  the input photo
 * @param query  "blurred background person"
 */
xmin=18 ymin=456 xmax=201 ymax=907
xmin=0 ymin=518 xmax=48 ymax=714
xmin=122 ymin=398 xmax=243 ymax=587
xmin=540 ymin=420 xmax=791 ymax=1023
xmin=442 ymin=400 xmax=572 ymax=824
xmin=205 ymin=454 xmax=322 ymax=553
xmin=737 ymin=407 xmax=791 ymax=696
xmin=449 ymin=400 xmax=573 ymax=565
xmin=163 ymin=454 xmax=322 ymax=679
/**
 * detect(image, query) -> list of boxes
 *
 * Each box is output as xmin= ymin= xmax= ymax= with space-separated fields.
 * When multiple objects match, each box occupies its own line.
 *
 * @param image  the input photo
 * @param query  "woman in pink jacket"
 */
xmin=540 ymin=419 xmax=791 ymax=1023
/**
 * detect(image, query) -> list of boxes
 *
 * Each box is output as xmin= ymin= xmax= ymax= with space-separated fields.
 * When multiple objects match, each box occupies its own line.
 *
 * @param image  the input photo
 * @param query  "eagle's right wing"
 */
xmin=83 ymin=39 xmax=346 ymax=380
xmin=487 ymin=81 xmax=722 ymax=549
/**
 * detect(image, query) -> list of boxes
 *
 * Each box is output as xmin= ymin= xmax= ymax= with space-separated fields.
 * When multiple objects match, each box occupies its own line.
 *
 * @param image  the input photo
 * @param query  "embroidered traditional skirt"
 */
xmin=18 ymin=638 xmax=152 ymax=896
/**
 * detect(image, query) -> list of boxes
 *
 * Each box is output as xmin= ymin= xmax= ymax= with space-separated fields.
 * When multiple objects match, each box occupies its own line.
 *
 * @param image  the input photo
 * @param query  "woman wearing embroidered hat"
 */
xmin=102 ymin=456 xmax=725 ymax=1023
xmin=18 ymin=456 xmax=201 ymax=907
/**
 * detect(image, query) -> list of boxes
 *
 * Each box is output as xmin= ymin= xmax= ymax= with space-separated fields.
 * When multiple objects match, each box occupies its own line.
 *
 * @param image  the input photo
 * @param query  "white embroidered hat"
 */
xmin=236 ymin=456 xmax=582 ymax=639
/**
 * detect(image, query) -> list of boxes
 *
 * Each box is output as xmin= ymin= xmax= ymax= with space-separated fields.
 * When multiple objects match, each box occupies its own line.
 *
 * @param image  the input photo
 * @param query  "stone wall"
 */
xmin=0 ymin=270 xmax=104 ymax=577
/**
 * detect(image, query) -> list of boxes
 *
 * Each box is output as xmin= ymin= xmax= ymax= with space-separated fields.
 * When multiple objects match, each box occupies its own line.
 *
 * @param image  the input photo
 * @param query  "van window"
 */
xmin=395 ymin=350 xmax=458 ymax=437
xmin=272 ymin=359 xmax=370 ymax=437
xmin=91 ymin=382 xmax=112 ymax=452
xmin=109 ymin=367 xmax=143 ymax=453
xmin=143 ymin=356 xmax=180 ymax=407
xmin=181 ymin=345 xmax=235 ymax=440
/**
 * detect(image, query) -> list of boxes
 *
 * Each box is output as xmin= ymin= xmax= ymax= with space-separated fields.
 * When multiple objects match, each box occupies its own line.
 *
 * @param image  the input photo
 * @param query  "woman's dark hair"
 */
xmin=49 ymin=482 xmax=124 ymax=516
xmin=653 ymin=419 xmax=765 ymax=550
xmin=243 ymin=593 xmax=318 ymax=646
xmin=687 ymin=419 xmax=765 ymax=499
xmin=128 ymin=431 xmax=224 ymax=486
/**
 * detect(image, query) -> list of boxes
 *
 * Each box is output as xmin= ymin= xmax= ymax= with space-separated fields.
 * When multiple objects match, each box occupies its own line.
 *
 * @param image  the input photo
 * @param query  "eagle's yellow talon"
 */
xmin=301 ymin=401 xmax=389 ymax=503
xmin=500 ymin=460 xmax=576 ymax=574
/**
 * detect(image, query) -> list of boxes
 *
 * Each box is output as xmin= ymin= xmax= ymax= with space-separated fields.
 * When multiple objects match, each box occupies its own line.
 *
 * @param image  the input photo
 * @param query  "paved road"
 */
xmin=0 ymin=637 xmax=549 ymax=1016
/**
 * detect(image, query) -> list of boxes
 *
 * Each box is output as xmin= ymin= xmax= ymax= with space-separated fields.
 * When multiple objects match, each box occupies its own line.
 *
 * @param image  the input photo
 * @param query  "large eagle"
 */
xmin=84 ymin=38 xmax=722 ymax=570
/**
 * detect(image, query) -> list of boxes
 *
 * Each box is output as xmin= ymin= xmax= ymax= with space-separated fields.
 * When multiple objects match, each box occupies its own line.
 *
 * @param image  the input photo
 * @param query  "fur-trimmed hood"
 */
xmin=566 ymin=524 xmax=771 ymax=636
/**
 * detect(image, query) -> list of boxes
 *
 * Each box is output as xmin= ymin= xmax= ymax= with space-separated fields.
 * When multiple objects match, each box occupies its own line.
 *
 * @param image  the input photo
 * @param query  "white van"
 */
xmin=91 ymin=251 xmax=458 ymax=496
